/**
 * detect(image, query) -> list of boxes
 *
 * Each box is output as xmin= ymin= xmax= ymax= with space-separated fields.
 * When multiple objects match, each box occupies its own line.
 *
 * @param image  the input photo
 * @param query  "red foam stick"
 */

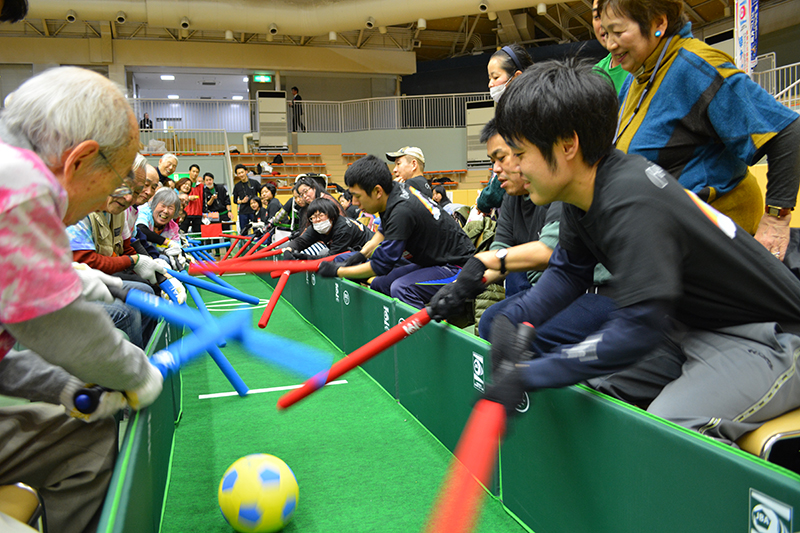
xmin=263 ymin=235 xmax=289 ymax=252
xmin=230 ymin=235 xmax=255 ymax=260
xmin=190 ymin=257 xmax=326 ymax=276
xmin=422 ymin=400 xmax=506 ymax=533
xmin=277 ymin=307 xmax=431 ymax=410
xmin=244 ymin=231 xmax=273 ymax=257
xmin=220 ymin=238 xmax=239 ymax=261
xmin=258 ymin=270 xmax=290 ymax=328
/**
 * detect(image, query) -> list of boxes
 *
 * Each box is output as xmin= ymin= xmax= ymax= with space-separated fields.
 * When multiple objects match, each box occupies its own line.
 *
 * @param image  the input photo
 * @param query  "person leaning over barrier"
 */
xmin=433 ymin=58 xmax=800 ymax=446
xmin=318 ymin=155 xmax=475 ymax=310
xmin=0 ymin=66 xmax=164 ymax=533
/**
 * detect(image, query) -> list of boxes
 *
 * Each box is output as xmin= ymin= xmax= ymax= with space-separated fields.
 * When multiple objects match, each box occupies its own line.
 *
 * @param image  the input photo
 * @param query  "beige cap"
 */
xmin=386 ymin=146 xmax=425 ymax=164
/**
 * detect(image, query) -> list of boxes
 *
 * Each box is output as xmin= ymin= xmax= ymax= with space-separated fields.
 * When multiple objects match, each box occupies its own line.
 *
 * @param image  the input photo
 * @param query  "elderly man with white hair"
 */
xmin=0 ymin=66 xmax=165 ymax=533
xmin=156 ymin=152 xmax=178 ymax=187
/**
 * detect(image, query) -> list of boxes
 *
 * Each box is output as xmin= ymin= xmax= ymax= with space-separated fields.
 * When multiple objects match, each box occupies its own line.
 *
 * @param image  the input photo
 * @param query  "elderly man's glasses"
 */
xmin=100 ymin=151 xmax=137 ymax=198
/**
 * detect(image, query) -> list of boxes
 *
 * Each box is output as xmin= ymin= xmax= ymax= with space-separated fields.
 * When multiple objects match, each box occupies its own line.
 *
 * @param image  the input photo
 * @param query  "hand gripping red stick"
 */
xmin=277 ymin=307 xmax=431 ymax=410
xmin=258 ymin=270 xmax=291 ymax=328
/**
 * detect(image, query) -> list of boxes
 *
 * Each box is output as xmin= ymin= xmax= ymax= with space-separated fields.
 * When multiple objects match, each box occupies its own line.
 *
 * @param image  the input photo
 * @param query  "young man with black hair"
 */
xmin=232 ymin=164 xmax=262 ymax=234
xmin=432 ymin=59 xmax=800 ymax=445
xmin=318 ymin=155 xmax=475 ymax=309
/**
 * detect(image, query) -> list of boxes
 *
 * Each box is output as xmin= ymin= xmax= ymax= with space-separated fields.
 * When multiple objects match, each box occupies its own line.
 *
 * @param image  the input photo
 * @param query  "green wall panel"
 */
xmin=394 ymin=300 xmax=491 ymax=455
xmin=501 ymin=385 xmax=800 ymax=533
xmin=340 ymin=279 xmax=398 ymax=397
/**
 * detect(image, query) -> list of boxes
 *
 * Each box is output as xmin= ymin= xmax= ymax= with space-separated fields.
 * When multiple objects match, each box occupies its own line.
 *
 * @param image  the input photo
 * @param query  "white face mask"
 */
xmin=490 ymin=79 xmax=509 ymax=103
xmin=313 ymin=220 xmax=332 ymax=234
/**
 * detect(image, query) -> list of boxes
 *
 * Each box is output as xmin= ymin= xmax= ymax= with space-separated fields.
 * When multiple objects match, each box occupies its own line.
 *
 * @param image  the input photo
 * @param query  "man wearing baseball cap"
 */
xmin=386 ymin=146 xmax=433 ymax=198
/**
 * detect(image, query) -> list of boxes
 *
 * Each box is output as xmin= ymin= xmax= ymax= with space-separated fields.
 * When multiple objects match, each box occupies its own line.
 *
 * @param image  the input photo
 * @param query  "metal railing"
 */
xmin=130 ymin=92 xmax=492 ymax=135
xmin=137 ymin=128 xmax=235 ymax=194
xmin=752 ymin=60 xmax=800 ymax=113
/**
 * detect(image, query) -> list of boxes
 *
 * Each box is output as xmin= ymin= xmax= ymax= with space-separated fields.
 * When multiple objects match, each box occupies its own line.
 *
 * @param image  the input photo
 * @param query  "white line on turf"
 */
xmin=198 ymin=379 xmax=348 ymax=400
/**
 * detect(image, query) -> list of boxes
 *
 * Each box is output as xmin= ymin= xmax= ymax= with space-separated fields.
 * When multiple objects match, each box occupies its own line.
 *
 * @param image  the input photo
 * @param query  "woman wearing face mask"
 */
xmin=281 ymin=197 xmax=374 ymax=260
xmin=598 ymin=0 xmax=800 ymax=259
xmin=478 ymin=43 xmax=534 ymax=216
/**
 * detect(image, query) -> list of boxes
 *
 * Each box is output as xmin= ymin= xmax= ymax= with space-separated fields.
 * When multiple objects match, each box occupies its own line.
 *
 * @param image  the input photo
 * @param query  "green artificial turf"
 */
xmin=160 ymin=274 xmax=530 ymax=533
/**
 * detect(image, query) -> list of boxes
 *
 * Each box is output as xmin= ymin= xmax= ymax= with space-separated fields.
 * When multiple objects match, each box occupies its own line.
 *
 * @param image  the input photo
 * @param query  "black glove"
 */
xmin=343 ymin=251 xmax=367 ymax=267
xmin=426 ymin=256 xmax=487 ymax=321
xmin=281 ymin=250 xmax=297 ymax=261
xmin=317 ymin=260 xmax=340 ymax=278
xmin=483 ymin=316 xmax=537 ymax=418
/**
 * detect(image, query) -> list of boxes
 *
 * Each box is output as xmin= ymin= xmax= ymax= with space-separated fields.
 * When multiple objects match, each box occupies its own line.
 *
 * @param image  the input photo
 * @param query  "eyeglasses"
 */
xmin=99 ymin=151 xmax=136 ymax=198
xmin=309 ymin=213 xmax=328 ymax=222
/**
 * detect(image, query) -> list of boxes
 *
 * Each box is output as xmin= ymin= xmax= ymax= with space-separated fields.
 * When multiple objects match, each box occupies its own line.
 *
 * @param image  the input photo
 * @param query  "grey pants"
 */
xmin=0 ymin=403 xmax=117 ymax=533
xmin=589 ymin=321 xmax=800 ymax=444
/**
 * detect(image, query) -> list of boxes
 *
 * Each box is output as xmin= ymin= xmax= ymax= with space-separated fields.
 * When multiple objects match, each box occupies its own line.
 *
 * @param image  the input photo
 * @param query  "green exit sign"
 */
xmin=254 ymin=74 xmax=272 ymax=83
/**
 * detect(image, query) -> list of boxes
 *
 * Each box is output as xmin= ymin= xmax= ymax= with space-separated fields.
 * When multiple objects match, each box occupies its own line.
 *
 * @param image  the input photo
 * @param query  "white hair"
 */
xmin=150 ymin=187 xmax=181 ymax=211
xmin=160 ymin=153 xmax=178 ymax=164
xmin=0 ymin=66 xmax=133 ymax=167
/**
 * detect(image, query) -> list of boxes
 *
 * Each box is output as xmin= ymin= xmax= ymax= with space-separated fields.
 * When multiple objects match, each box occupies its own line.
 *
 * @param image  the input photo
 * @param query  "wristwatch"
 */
xmin=766 ymin=205 xmax=793 ymax=218
xmin=495 ymin=248 xmax=508 ymax=275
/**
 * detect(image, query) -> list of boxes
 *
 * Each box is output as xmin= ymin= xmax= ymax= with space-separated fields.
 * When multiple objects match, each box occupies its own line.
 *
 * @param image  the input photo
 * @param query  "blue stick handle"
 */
xmin=165 ymin=268 xmax=260 ymax=305
xmin=185 ymin=284 xmax=248 ymax=396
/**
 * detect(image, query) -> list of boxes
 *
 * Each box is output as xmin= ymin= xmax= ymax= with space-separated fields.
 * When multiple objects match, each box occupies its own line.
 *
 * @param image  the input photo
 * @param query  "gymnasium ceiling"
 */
xmin=2 ymin=0 xmax=750 ymax=63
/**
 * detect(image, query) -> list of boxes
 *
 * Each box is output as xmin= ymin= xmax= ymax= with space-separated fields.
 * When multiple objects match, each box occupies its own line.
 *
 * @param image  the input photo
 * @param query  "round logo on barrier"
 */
xmin=343 ymin=290 xmax=350 ymax=306
xmin=311 ymin=273 xmax=316 ymax=286
xmin=515 ymin=392 xmax=530 ymax=414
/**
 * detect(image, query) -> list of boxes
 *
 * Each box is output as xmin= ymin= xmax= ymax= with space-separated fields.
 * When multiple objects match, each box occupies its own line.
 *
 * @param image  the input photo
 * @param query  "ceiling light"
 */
xmin=537 ymin=3 xmax=547 ymax=15
xmin=225 ymin=30 xmax=234 ymax=41
xmin=168 ymin=94 xmax=180 ymax=99
xmin=161 ymin=75 xmax=175 ymax=81
xmin=232 ymin=95 xmax=244 ymax=100
xmin=417 ymin=18 xmax=427 ymax=31
xmin=329 ymin=31 xmax=337 ymax=42
xmin=243 ymin=76 xmax=249 ymax=82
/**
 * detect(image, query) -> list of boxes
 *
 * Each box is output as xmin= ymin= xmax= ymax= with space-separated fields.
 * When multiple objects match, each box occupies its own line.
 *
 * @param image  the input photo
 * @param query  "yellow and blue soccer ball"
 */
xmin=218 ymin=454 xmax=299 ymax=533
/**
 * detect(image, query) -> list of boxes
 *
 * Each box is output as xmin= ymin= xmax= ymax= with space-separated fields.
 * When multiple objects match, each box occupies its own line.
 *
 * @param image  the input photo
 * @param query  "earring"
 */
xmin=655 ymin=30 xmax=663 ymax=37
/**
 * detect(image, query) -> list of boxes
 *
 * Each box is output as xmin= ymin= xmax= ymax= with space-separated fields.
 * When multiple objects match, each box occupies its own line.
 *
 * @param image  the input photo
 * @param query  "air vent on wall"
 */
xmin=201 ymin=81 xmax=218 ymax=86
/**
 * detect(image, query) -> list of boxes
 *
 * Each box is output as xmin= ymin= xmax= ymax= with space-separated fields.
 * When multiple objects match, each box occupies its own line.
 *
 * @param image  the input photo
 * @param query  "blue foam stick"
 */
xmin=415 ymin=273 xmax=459 ymax=286
xmin=238 ymin=326 xmax=333 ymax=379
xmin=150 ymin=312 xmax=246 ymax=378
xmin=199 ymin=250 xmax=217 ymax=263
xmin=186 ymin=283 xmax=226 ymax=347
xmin=183 ymin=242 xmax=230 ymax=252
xmin=125 ymin=289 xmax=208 ymax=330
xmin=193 ymin=262 xmax=238 ymax=291
xmin=185 ymin=284 xmax=248 ymax=396
xmin=187 ymin=238 xmax=202 ymax=245
xmin=164 ymin=268 xmax=260 ymax=305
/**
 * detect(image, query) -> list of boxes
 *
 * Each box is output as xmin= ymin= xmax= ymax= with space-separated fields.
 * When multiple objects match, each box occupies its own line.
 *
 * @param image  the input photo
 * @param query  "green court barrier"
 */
xmin=97 ymin=322 xmax=183 ymax=533
xmin=501 ymin=385 xmax=800 ymax=533
xmin=341 ymin=278 xmax=398 ymax=397
xmin=277 ymin=277 xmax=800 ymax=533
xmin=394 ymin=299 xmax=491 ymax=455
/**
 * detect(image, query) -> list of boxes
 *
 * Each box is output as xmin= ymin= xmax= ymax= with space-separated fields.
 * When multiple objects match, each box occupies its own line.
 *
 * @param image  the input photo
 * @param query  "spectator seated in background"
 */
xmin=432 ymin=184 xmax=468 ymax=224
xmin=243 ymin=197 xmax=269 ymax=236
xmin=0 ymin=65 xmax=164 ymax=533
xmin=283 ymin=197 xmax=375 ymax=260
xmin=176 ymin=175 xmax=203 ymax=234
xmin=232 ymin=163 xmax=262 ymax=234
xmin=202 ymin=172 xmax=231 ymax=222
xmin=432 ymin=185 xmax=451 ymax=209
xmin=156 ymin=153 xmax=178 ymax=187
xmin=385 ymin=146 xmax=433 ymax=198
xmin=317 ymin=155 xmax=476 ymax=310
xmin=338 ymin=190 xmax=362 ymax=219
xmin=66 ymin=154 xmax=163 ymax=348
xmin=136 ymin=188 xmax=186 ymax=270
xmin=260 ymin=182 xmax=282 ymax=220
